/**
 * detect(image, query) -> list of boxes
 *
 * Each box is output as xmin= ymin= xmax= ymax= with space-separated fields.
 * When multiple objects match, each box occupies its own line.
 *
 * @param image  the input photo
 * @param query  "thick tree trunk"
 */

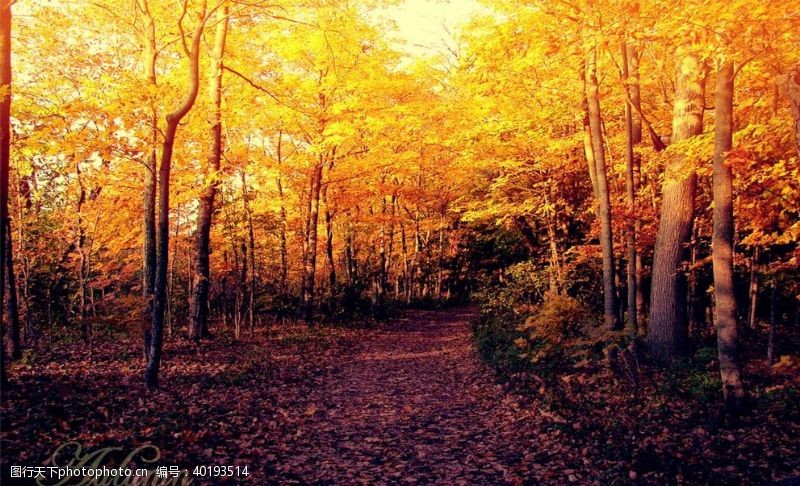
xmin=189 ymin=6 xmax=228 ymax=340
xmin=146 ymin=3 xmax=206 ymax=389
xmin=648 ymin=48 xmax=703 ymax=363
xmin=585 ymin=49 xmax=619 ymax=330
xmin=0 ymin=0 xmax=8 ymax=387
xmin=622 ymin=42 xmax=638 ymax=332
xmin=712 ymin=61 xmax=745 ymax=414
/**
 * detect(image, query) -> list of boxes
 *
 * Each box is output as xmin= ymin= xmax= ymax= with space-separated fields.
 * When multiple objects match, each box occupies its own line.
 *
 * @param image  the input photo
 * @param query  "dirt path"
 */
xmin=3 ymin=308 xmax=581 ymax=485
xmin=267 ymin=308 xmax=564 ymax=484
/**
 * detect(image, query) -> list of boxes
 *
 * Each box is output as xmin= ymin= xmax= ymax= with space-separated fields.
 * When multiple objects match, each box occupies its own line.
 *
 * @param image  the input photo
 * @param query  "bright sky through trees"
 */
xmin=378 ymin=0 xmax=485 ymax=58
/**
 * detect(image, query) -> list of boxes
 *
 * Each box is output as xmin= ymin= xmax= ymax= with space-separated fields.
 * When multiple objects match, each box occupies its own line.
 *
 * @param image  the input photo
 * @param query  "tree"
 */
xmin=146 ymin=0 xmax=209 ymax=389
xmin=584 ymin=45 xmax=619 ymax=331
xmin=712 ymin=60 xmax=745 ymax=414
xmin=647 ymin=45 xmax=704 ymax=363
xmin=189 ymin=3 xmax=228 ymax=340
xmin=136 ymin=0 xmax=158 ymax=361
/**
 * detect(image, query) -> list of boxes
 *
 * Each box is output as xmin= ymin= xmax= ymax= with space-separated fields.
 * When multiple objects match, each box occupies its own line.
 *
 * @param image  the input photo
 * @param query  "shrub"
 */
xmin=516 ymin=293 xmax=597 ymax=369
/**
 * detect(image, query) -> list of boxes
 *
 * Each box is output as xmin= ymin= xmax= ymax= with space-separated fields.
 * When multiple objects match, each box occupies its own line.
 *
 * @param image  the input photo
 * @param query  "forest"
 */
xmin=0 ymin=0 xmax=799 ymax=484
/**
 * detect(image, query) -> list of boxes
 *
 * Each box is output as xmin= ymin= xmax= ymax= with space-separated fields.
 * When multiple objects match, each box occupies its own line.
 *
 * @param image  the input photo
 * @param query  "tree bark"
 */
xmin=629 ymin=45 xmax=646 ymax=324
xmin=137 ymin=0 xmax=158 ymax=361
xmin=585 ymin=49 xmax=619 ymax=330
xmin=189 ymin=4 xmax=228 ymax=340
xmin=647 ymin=48 xmax=703 ymax=363
xmin=712 ymin=61 xmax=745 ymax=414
xmin=146 ymin=2 xmax=207 ymax=389
xmin=622 ymin=42 xmax=637 ymax=332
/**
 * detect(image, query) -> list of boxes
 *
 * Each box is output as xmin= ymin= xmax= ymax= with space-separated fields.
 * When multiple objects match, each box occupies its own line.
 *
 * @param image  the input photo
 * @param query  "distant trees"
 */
xmin=0 ymin=0 xmax=797 ymax=412
xmin=0 ymin=0 xmax=12 ymax=387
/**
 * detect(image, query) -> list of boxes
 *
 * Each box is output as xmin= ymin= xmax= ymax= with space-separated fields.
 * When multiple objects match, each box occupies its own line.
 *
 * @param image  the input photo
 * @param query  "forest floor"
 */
xmin=1 ymin=308 xmax=799 ymax=484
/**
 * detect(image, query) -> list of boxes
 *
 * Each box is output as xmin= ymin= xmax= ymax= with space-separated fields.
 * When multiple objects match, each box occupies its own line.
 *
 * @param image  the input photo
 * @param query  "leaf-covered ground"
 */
xmin=1 ymin=308 xmax=799 ymax=484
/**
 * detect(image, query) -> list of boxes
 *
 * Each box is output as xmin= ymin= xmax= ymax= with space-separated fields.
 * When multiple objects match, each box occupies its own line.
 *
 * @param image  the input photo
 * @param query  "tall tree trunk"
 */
xmin=302 ymin=161 xmax=323 ymax=323
xmin=189 ymin=5 xmax=228 ymax=340
xmin=647 ymin=48 xmax=703 ymax=363
xmin=585 ymin=49 xmax=619 ymax=330
xmin=0 ymin=0 xmax=9 ymax=387
xmin=137 ymin=0 xmax=158 ymax=361
xmin=240 ymin=170 xmax=256 ymax=333
xmin=275 ymin=131 xmax=288 ymax=293
xmin=146 ymin=3 xmax=207 ymax=389
xmin=622 ymin=42 xmax=638 ymax=332
xmin=712 ymin=61 xmax=745 ymax=413
xmin=75 ymin=162 xmax=91 ymax=347
xmin=324 ymin=201 xmax=335 ymax=291
xmin=378 ymin=194 xmax=388 ymax=303
xmin=629 ymin=46 xmax=646 ymax=324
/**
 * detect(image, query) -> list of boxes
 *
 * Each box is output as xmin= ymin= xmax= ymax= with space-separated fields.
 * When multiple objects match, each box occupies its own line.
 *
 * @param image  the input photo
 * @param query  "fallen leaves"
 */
xmin=1 ymin=309 xmax=798 ymax=484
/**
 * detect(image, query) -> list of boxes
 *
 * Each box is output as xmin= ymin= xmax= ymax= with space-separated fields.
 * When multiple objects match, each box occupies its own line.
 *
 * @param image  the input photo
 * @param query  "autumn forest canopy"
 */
xmin=1 ymin=0 xmax=800 ymax=483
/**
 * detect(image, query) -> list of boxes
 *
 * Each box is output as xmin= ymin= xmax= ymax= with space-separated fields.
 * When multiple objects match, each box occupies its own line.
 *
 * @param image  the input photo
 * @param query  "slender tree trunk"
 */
xmin=275 ymin=132 xmax=288 ymax=293
xmin=189 ymin=5 xmax=228 ymax=340
xmin=748 ymin=246 xmax=759 ymax=329
xmin=344 ymin=215 xmax=354 ymax=286
xmin=0 ymin=0 xmax=9 ymax=387
xmin=688 ymin=224 xmax=699 ymax=334
xmin=648 ymin=48 xmax=703 ymax=363
xmin=4 ymin=219 xmax=19 ymax=359
xmin=240 ymin=170 xmax=256 ymax=333
xmin=712 ymin=61 xmax=745 ymax=413
xmin=138 ymin=0 xmax=158 ymax=361
xmin=75 ymin=161 xmax=91 ymax=346
xmin=585 ymin=49 xmax=619 ymax=330
xmin=146 ymin=3 xmax=207 ymax=389
xmin=768 ymin=275 xmax=777 ymax=365
xmin=622 ymin=43 xmax=638 ymax=332
xmin=378 ymin=194 xmax=388 ymax=303
xmin=322 ymin=184 xmax=336 ymax=291
xmin=580 ymin=63 xmax=599 ymax=200
xmin=302 ymin=161 xmax=323 ymax=323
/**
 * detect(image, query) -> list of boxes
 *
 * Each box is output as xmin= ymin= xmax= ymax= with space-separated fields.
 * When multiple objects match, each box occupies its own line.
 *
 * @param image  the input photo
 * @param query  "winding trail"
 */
xmin=268 ymin=308 xmax=565 ymax=484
